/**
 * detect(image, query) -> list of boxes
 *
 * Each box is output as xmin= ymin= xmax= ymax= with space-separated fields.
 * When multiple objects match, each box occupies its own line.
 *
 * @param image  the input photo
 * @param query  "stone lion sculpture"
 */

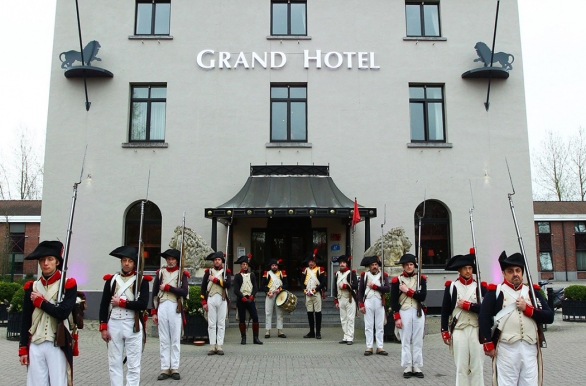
xmin=363 ymin=226 xmax=413 ymax=276
xmin=168 ymin=226 xmax=214 ymax=277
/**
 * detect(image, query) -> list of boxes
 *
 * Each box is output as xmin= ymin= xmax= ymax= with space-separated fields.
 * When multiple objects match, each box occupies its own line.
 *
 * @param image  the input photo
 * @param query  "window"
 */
xmin=135 ymin=0 xmax=171 ymax=35
xmin=537 ymin=222 xmax=553 ymax=271
xmin=130 ymin=85 xmax=167 ymax=142
xmin=271 ymin=0 xmax=307 ymax=36
xmin=9 ymin=223 xmax=25 ymax=275
xmin=271 ymin=85 xmax=307 ymax=142
xmin=409 ymin=85 xmax=445 ymax=142
xmin=405 ymin=2 xmax=440 ymax=37
xmin=124 ymin=201 xmax=162 ymax=271
xmin=575 ymin=222 xmax=586 ymax=271
xmin=414 ymin=200 xmax=450 ymax=268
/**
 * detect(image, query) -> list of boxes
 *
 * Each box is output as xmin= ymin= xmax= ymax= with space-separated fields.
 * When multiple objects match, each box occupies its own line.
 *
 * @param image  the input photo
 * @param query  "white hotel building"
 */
xmin=42 ymin=1 xmax=534 ymax=315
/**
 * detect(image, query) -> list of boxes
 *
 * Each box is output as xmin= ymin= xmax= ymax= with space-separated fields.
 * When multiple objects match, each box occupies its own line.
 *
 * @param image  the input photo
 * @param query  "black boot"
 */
xmin=315 ymin=312 xmax=322 ymax=339
xmin=239 ymin=323 xmax=246 ymax=345
xmin=304 ymin=312 xmax=315 ymax=338
xmin=252 ymin=322 xmax=263 ymax=345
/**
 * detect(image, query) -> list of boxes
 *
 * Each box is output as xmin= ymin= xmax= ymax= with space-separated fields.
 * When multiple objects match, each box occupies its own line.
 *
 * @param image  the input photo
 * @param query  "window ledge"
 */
xmin=408 ymin=142 xmax=453 ymax=148
xmin=128 ymin=35 xmax=174 ymax=40
xmin=122 ymin=142 xmax=168 ymax=148
xmin=421 ymin=268 xmax=448 ymax=274
xmin=266 ymin=142 xmax=312 ymax=148
xmin=403 ymin=37 xmax=447 ymax=42
xmin=266 ymin=36 xmax=312 ymax=40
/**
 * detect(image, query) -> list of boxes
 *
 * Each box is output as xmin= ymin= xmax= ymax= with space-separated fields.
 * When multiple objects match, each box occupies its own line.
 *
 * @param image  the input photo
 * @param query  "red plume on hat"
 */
xmin=313 ymin=248 xmax=318 ymax=257
xmin=277 ymin=258 xmax=283 ymax=264
xmin=247 ymin=253 xmax=252 ymax=260
xmin=470 ymin=247 xmax=475 ymax=254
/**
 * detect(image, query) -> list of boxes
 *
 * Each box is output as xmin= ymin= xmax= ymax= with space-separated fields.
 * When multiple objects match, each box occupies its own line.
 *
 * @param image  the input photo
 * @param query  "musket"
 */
xmin=506 ymin=159 xmax=547 ymax=348
xmin=134 ymin=169 xmax=150 ymax=333
xmin=380 ymin=205 xmax=387 ymax=307
xmin=55 ymin=146 xmax=87 ymax=347
xmin=416 ymin=192 xmax=426 ymax=317
xmin=469 ymin=180 xmax=483 ymax=303
xmin=222 ymin=213 xmax=233 ymax=301
xmin=176 ymin=212 xmax=186 ymax=313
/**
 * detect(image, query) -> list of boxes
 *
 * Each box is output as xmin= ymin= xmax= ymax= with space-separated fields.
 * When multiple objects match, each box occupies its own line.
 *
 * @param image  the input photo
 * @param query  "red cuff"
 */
xmin=483 ymin=342 xmax=495 ymax=352
xmin=393 ymin=312 xmax=401 ymax=320
xmin=33 ymin=295 xmax=44 ymax=308
xmin=163 ymin=284 xmax=171 ymax=292
xmin=334 ymin=299 xmax=339 ymax=305
xmin=341 ymin=284 xmax=347 ymax=289
xmin=202 ymin=299 xmax=207 ymax=306
xmin=18 ymin=346 xmax=28 ymax=356
xmin=119 ymin=298 xmax=127 ymax=308
xmin=151 ymin=309 xmax=157 ymax=315
xmin=523 ymin=304 xmax=534 ymax=318
xmin=99 ymin=323 xmax=108 ymax=331
xmin=462 ymin=301 xmax=471 ymax=311
xmin=249 ymin=296 xmax=255 ymax=301
xmin=441 ymin=331 xmax=450 ymax=340
xmin=359 ymin=302 xmax=365 ymax=308
xmin=372 ymin=284 xmax=378 ymax=290
xmin=241 ymin=297 xmax=248 ymax=302
xmin=406 ymin=289 xmax=415 ymax=297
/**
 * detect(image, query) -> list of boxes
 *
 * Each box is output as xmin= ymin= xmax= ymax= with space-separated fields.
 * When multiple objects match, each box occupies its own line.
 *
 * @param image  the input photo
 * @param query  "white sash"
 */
xmin=268 ymin=270 xmax=283 ymax=292
xmin=305 ymin=268 xmax=319 ymax=291
xmin=114 ymin=275 xmax=136 ymax=300
xmin=365 ymin=272 xmax=382 ymax=299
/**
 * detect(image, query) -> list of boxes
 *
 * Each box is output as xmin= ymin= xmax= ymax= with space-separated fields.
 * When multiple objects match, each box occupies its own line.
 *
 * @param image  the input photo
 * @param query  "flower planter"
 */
xmin=384 ymin=318 xmax=398 ymax=342
xmin=6 ymin=312 xmax=22 ymax=340
xmin=0 ymin=303 xmax=8 ymax=325
xmin=183 ymin=314 xmax=208 ymax=342
xmin=562 ymin=299 xmax=586 ymax=322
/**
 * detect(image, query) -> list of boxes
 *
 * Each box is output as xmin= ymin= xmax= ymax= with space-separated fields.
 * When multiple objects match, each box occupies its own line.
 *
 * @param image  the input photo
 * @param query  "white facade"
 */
xmin=43 ymin=1 xmax=534 ymax=306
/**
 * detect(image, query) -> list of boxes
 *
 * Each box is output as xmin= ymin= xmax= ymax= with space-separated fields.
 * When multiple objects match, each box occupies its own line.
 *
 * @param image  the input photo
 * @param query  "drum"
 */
xmin=275 ymin=290 xmax=298 ymax=313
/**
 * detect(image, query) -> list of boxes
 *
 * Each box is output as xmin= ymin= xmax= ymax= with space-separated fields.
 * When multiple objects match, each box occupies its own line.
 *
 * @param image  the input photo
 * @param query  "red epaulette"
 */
xmin=319 ymin=267 xmax=326 ymax=274
xmin=383 ymin=272 xmax=389 ymax=277
xmin=281 ymin=270 xmax=287 ymax=276
xmin=444 ymin=280 xmax=452 ymax=287
xmin=183 ymin=270 xmax=191 ymax=278
xmin=391 ymin=276 xmax=398 ymax=284
xmin=360 ymin=271 xmax=366 ymax=276
xmin=352 ymin=269 xmax=357 ymax=273
xmin=205 ymin=268 xmax=210 ymax=274
xmin=143 ymin=275 xmax=153 ymax=282
xmin=487 ymin=283 xmax=497 ymax=291
xmin=155 ymin=269 xmax=160 ymax=274
xmin=481 ymin=281 xmax=488 ymax=288
xmin=301 ymin=268 xmax=307 ymax=274
xmin=103 ymin=274 xmax=114 ymax=281
xmin=533 ymin=284 xmax=541 ymax=291
xmin=263 ymin=270 xmax=268 ymax=277
xmin=65 ymin=277 xmax=77 ymax=289
xmin=226 ymin=268 xmax=232 ymax=274
xmin=23 ymin=280 xmax=34 ymax=290
xmin=421 ymin=275 xmax=427 ymax=280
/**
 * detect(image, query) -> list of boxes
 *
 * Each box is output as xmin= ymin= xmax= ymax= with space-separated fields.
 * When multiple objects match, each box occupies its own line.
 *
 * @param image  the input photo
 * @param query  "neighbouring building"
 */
xmin=534 ymin=201 xmax=586 ymax=281
xmin=0 ymin=200 xmax=42 ymax=278
xmin=43 ymin=1 xmax=535 ymax=315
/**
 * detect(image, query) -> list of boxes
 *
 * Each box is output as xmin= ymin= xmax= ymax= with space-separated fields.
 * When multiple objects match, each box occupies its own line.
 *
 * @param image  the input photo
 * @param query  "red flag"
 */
xmin=351 ymin=198 xmax=361 ymax=227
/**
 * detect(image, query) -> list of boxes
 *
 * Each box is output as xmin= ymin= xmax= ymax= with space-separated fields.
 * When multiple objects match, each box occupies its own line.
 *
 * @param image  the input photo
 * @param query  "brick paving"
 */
xmin=2 ymin=312 xmax=584 ymax=385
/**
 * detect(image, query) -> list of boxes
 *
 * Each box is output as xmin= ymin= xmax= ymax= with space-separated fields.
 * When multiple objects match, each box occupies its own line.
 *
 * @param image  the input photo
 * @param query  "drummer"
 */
xmin=261 ymin=258 xmax=288 ymax=338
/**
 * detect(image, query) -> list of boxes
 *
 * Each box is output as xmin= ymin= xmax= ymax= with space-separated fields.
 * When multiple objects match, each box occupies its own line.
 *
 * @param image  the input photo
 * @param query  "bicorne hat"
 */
xmin=302 ymin=249 xmax=321 ymax=265
xmin=498 ymin=251 xmax=525 ymax=272
xmin=360 ymin=255 xmax=381 ymax=267
xmin=161 ymin=249 xmax=180 ymax=260
xmin=266 ymin=258 xmax=283 ymax=269
xmin=206 ymin=251 xmax=225 ymax=263
xmin=25 ymin=241 xmax=64 ymax=265
xmin=337 ymin=255 xmax=351 ymax=265
xmin=445 ymin=252 xmax=477 ymax=273
xmin=109 ymin=246 xmax=138 ymax=264
xmin=398 ymin=253 xmax=418 ymax=268
xmin=236 ymin=254 xmax=252 ymax=264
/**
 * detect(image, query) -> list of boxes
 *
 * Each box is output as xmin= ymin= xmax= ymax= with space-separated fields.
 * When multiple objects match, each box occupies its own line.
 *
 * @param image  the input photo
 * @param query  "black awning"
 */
xmin=204 ymin=165 xmax=377 ymax=220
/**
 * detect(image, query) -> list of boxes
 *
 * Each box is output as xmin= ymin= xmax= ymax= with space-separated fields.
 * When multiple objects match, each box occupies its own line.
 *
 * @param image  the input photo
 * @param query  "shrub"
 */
xmin=0 ymin=282 xmax=21 ymax=306
xmin=185 ymin=285 xmax=204 ymax=316
xmin=564 ymin=285 xmax=586 ymax=301
xmin=9 ymin=287 xmax=25 ymax=313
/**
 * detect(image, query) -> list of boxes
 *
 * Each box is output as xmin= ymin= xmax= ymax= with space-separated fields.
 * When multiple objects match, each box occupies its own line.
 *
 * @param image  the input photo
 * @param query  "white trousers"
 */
xmin=496 ymin=340 xmax=538 ymax=386
xmin=108 ymin=318 xmax=142 ymax=386
xmin=27 ymin=340 xmax=68 ymax=386
xmin=158 ymin=300 xmax=182 ymax=371
xmin=452 ymin=325 xmax=484 ymax=386
xmin=305 ymin=293 xmax=322 ymax=312
xmin=207 ymin=294 xmax=227 ymax=346
xmin=364 ymin=296 xmax=384 ymax=349
xmin=265 ymin=294 xmax=283 ymax=330
xmin=399 ymin=307 xmax=425 ymax=368
xmin=339 ymin=296 xmax=356 ymax=341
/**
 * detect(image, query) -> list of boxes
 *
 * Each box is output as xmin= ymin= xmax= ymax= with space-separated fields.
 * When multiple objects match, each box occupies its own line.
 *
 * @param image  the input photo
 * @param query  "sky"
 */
xmin=1 ymin=0 xmax=585 ymax=196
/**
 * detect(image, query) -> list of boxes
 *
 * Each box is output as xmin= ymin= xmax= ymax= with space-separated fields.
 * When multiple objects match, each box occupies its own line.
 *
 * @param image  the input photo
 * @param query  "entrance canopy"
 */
xmin=204 ymin=165 xmax=377 ymax=221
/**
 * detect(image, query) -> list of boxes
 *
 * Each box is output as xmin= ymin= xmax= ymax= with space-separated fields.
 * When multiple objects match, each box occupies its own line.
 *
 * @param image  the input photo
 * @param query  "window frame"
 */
xmin=414 ymin=200 xmax=451 ymax=269
xmin=271 ymin=0 xmax=307 ymax=37
xmin=129 ymin=85 xmax=167 ymax=143
xmin=270 ymin=84 xmax=308 ymax=143
xmin=575 ymin=222 xmax=586 ymax=271
xmin=537 ymin=221 xmax=553 ymax=272
xmin=409 ymin=84 xmax=446 ymax=143
xmin=405 ymin=1 xmax=441 ymax=38
xmin=124 ymin=201 xmax=162 ymax=271
xmin=134 ymin=0 xmax=171 ymax=36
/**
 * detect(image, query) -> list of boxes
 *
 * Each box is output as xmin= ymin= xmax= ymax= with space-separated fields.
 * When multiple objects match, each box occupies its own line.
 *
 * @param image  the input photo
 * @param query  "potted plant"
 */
xmin=562 ymin=285 xmax=586 ymax=322
xmin=0 ymin=282 xmax=22 ymax=324
xmin=7 ymin=286 xmax=25 ymax=340
xmin=183 ymin=285 xmax=208 ymax=341
xmin=383 ymin=292 xmax=398 ymax=342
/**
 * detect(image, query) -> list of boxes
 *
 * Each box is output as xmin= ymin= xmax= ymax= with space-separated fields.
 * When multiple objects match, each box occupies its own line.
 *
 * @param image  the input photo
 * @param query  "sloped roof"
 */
xmin=533 ymin=201 xmax=586 ymax=215
xmin=0 ymin=200 xmax=42 ymax=216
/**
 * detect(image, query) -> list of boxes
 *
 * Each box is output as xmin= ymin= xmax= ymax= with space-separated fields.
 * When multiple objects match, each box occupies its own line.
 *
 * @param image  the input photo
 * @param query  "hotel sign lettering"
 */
xmin=196 ymin=50 xmax=380 ymax=70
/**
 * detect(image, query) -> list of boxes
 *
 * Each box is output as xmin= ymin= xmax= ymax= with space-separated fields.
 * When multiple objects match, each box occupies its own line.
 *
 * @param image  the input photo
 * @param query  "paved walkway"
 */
xmin=2 ymin=312 xmax=584 ymax=385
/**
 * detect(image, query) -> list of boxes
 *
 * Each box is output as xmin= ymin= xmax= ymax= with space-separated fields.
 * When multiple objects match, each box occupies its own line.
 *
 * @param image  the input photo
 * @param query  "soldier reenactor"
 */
xmin=441 ymin=252 xmax=486 ymax=386
xmin=391 ymin=253 xmax=427 ymax=379
xmin=301 ymin=250 xmax=327 ymax=339
xmin=262 ymin=258 xmax=288 ymax=338
xmin=358 ymin=255 xmax=390 ymax=356
xmin=201 ymin=251 xmax=232 ymax=355
xmin=18 ymin=241 xmax=78 ymax=386
xmin=151 ymin=248 xmax=189 ymax=380
xmin=479 ymin=251 xmax=554 ymax=386
xmin=233 ymin=254 xmax=263 ymax=345
xmin=99 ymin=246 xmax=151 ymax=386
xmin=333 ymin=255 xmax=358 ymax=345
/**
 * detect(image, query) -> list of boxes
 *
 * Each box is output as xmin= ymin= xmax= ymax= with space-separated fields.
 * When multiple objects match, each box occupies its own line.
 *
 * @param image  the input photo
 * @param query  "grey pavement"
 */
xmin=2 ymin=311 xmax=584 ymax=385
